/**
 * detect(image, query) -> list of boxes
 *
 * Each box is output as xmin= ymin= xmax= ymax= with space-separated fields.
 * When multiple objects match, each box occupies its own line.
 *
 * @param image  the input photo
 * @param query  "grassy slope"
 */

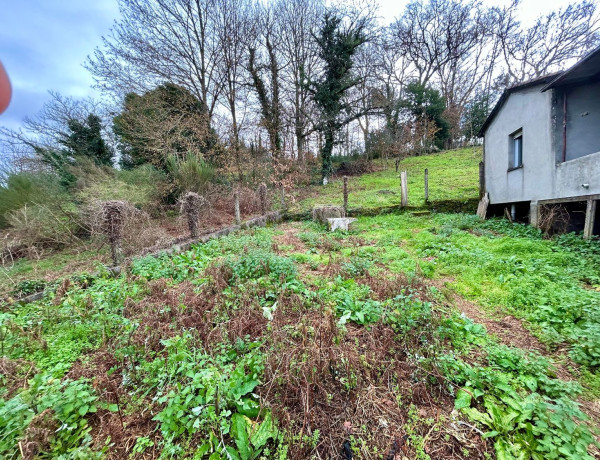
xmin=0 ymin=147 xmax=480 ymax=297
xmin=291 ymin=146 xmax=481 ymax=211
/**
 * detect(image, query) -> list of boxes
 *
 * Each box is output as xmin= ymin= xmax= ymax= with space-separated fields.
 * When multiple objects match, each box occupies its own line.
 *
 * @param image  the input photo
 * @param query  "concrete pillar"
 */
xmin=583 ymin=199 xmax=597 ymax=239
xmin=400 ymin=171 xmax=408 ymax=207
xmin=529 ymin=201 xmax=540 ymax=228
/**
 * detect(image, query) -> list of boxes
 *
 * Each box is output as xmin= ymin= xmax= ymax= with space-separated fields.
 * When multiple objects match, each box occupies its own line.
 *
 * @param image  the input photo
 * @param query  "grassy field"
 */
xmin=1 ymin=212 xmax=599 ymax=459
xmin=290 ymin=147 xmax=481 ymax=211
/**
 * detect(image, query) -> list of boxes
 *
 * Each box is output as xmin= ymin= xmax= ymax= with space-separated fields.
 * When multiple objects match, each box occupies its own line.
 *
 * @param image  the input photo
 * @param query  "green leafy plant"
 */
xmin=0 ymin=375 xmax=110 ymax=458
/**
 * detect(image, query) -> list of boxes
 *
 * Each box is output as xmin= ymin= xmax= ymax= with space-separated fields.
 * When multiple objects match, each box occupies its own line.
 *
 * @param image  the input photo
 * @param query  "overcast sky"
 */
xmin=0 ymin=0 xmax=577 ymax=132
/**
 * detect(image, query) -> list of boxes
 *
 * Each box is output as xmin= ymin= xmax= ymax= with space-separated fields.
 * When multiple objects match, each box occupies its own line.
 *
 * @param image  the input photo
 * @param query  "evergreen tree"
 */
xmin=32 ymin=113 xmax=112 ymax=189
xmin=401 ymin=82 xmax=450 ymax=150
xmin=462 ymin=92 xmax=493 ymax=139
xmin=309 ymin=13 xmax=367 ymax=179
xmin=58 ymin=114 xmax=113 ymax=166
xmin=33 ymin=146 xmax=77 ymax=189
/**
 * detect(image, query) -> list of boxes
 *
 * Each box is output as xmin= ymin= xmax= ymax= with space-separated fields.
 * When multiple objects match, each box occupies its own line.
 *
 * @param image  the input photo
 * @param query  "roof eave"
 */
xmin=541 ymin=46 xmax=600 ymax=92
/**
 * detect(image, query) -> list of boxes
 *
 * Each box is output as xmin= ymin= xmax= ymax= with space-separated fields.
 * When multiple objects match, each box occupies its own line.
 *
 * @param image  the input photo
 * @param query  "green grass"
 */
xmin=0 ymin=247 xmax=107 ymax=298
xmin=1 ymin=148 xmax=479 ymax=297
xmin=291 ymin=147 xmax=481 ymax=211
xmin=350 ymin=213 xmax=600 ymax=366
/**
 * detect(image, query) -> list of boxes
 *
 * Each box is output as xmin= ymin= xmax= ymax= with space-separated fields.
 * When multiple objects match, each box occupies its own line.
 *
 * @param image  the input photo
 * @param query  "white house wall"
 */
xmin=484 ymin=85 xmax=555 ymax=204
xmin=555 ymin=151 xmax=600 ymax=198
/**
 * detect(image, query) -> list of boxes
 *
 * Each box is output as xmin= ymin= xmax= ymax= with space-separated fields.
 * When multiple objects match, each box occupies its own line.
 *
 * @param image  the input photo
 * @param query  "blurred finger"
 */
xmin=0 ymin=61 xmax=12 ymax=114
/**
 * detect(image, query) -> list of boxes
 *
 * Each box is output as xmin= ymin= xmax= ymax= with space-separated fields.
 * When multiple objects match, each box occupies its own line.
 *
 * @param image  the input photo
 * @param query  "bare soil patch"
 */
xmin=272 ymin=222 xmax=307 ymax=253
xmin=432 ymin=279 xmax=571 ymax=375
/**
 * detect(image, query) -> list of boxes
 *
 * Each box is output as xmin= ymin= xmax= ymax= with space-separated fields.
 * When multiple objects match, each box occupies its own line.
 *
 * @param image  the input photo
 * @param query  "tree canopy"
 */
xmin=113 ymin=83 xmax=217 ymax=170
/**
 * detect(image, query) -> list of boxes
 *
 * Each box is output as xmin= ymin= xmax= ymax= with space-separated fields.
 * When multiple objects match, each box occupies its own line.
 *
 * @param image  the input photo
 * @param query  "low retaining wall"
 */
xmin=8 ymin=199 xmax=477 ymax=306
xmin=9 ymin=211 xmax=282 ymax=306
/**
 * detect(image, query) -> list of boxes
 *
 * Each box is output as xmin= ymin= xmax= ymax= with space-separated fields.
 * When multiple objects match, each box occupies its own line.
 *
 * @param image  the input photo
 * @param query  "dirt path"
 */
xmin=431 ymin=278 xmax=600 ymax=431
xmin=432 ymin=279 xmax=562 ymax=364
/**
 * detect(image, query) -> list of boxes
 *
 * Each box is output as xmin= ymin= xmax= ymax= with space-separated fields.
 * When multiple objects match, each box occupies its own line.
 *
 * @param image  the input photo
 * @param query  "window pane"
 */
xmin=514 ymin=137 xmax=522 ymax=167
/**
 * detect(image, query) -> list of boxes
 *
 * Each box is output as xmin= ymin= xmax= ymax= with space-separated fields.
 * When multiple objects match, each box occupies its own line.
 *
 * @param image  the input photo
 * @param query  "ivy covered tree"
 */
xmin=309 ymin=12 xmax=368 ymax=179
xmin=58 ymin=114 xmax=113 ymax=166
xmin=113 ymin=83 xmax=217 ymax=170
xmin=401 ymin=82 xmax=450 ymax=151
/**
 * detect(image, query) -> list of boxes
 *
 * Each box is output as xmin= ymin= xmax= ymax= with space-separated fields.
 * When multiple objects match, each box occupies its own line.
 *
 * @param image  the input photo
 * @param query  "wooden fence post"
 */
xmin=259 ymin=183 xmax=267 ymax=215
xmin=343 ymin=176 xmax=348 ymax=216
xmin=234 ymin=189 xmax=241 ymax=225
xmin=584 ymin=199 xmax=597 ymax=239
xmin=280 ymin=185 xmax=286 ymax=211
xmin=400 ymin=171 xmax=408 ymax=208
xmin=424 ymin=168 xmax=429 ymax=203
xmin=479 ymin=161 xmax=485 ymax=199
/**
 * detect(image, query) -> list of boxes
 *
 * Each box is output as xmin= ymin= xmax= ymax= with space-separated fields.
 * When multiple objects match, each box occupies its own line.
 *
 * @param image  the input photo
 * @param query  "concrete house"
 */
xmin=479 ymin=46 xmax=600 ymax=238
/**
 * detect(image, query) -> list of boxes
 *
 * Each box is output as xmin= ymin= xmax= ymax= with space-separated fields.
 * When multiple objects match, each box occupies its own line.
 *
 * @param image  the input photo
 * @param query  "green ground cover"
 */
xmin=353 ymin=214 xmax=600 ymax=371
xmin=0 ymin=247 xmax=107 ymax=299
xmin=291 ymin=147 xmax=481 ymax=211
xmin=1 ymin=213 xmax=598 ymax=459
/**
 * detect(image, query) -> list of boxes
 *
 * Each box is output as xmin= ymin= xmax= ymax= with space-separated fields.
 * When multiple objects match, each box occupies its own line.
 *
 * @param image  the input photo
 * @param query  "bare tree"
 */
xmin=391 ymin=0 xmax=459 ymax=86
xmin=350 ymin=40 xmax=384 ymax=158
xmin=500 ymin=0 xmax=600 ymax=82
xmin=0 ymin=91 xmax=108 ymax=171
xmin=213 ymin=0 xmax=253 ymax=180
xmin=274 ymin=0 xmax=325 ymax=162
xmin=86 ymin=0 xmax=223 ymax=119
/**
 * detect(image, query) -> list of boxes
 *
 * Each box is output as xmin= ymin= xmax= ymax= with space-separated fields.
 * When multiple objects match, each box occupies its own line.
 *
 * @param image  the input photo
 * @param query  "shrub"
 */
xmin=6 ymin=203 xmax=81 ymax=250
xmin=76 ymin=165 xmax=165 ymax=211
xmin=82 ymin=199 xmax=171 ymax=257
xmin=0 ymin=171 xmax=70 ymax=228
xmin=167 ymin=154 xmax=215 ymax=195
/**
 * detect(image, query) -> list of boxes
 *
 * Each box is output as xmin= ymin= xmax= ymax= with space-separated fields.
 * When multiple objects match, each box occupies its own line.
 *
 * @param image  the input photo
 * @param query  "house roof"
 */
xmin=541 ymin=46 xmax=600 ymax=91
xmin=477 ymin=74 xmax=559 ymax=137
xmin=478 ymin=44 xmax=600 ymax=137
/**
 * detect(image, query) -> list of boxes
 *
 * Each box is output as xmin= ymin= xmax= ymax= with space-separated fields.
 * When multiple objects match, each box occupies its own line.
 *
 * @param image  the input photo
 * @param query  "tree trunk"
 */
xmin=321 ymin=123 xmax=335 ymax=179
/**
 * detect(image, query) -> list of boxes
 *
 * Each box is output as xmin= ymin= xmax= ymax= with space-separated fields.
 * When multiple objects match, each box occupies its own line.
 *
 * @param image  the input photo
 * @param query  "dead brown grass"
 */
xmin=260 ymin=301 xmax=490 ymax=459
xmin=47 ymin=257 xmax=492 ymax=459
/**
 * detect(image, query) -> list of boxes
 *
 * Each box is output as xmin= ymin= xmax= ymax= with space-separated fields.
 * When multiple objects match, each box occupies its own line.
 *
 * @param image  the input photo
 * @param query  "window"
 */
xmin=510 ymin=130 xmax=523 ymax=169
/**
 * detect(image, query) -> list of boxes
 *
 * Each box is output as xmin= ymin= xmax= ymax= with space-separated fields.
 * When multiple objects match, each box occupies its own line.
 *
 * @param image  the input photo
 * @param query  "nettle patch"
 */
xmin=1 ymin=223 xmax=598 ymax=458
